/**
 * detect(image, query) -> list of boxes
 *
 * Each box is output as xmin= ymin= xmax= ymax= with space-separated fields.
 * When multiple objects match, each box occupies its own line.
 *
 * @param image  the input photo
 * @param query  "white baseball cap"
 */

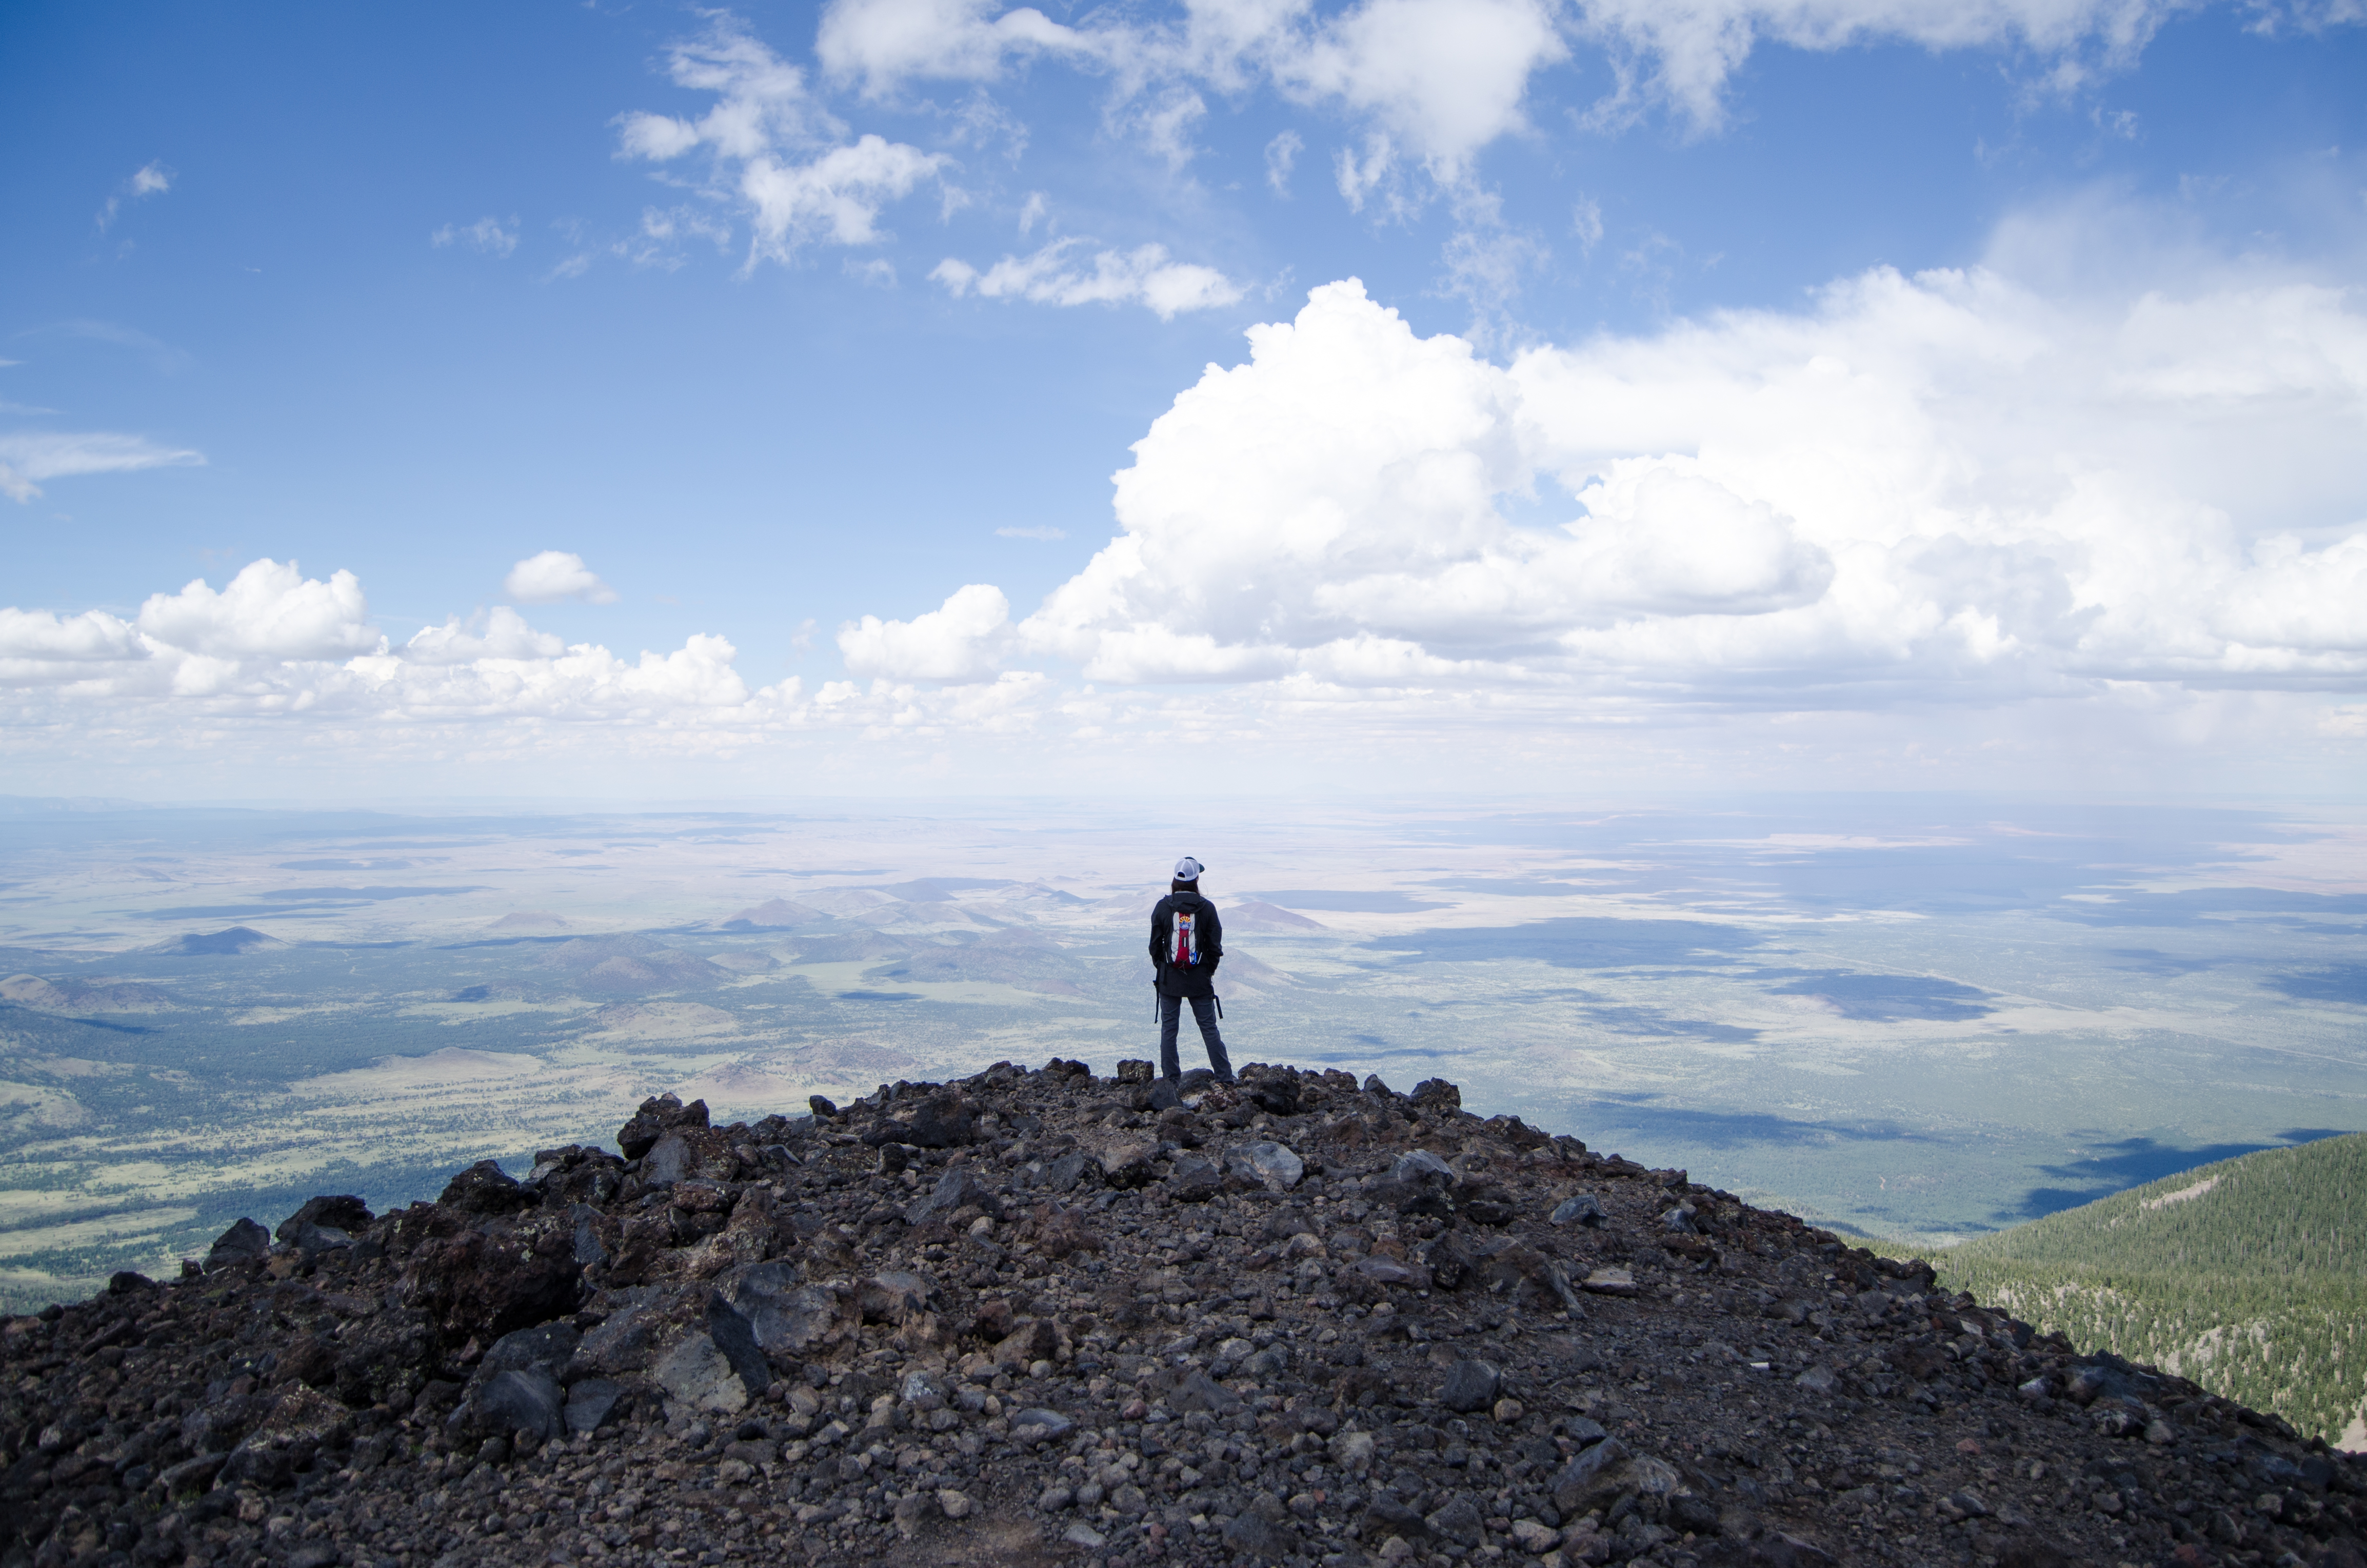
xmin=1173 ymin=856 xmax=1204 ymax=881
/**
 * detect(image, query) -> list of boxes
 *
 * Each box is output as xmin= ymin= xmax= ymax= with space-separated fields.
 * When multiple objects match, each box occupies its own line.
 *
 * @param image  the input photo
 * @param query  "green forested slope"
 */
xmin=1935 ymin=1133 xmax=2367 ymax=1445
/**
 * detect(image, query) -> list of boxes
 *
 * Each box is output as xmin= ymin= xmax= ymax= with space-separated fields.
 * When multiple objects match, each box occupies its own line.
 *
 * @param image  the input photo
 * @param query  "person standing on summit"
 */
xmin=1149 ymin=856 xmax=1235 ymax=1084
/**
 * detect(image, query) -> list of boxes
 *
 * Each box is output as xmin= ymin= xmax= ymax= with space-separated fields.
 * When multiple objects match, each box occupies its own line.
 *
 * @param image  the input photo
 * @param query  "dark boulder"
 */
xmin=475 ymin=1320 xmax=581 ymax=1384
xmin=276 ymin=1195 xmax=372 ymax=1241
xmin=863 ymin=1088 xmax=981 ymax=1149
xmin=204 ymin=1217 xmax=271 ymax=1271
xmin=618 ymin=1093 xmax=709 ymax=1159
xmin=400 ymin=1210 xmax=584 ymax=1346
xmin=565 ymin=1377 xmax=626 ymax=1434
xmin=1362 ymin=1501 xmax=1435 ymax=1541
xmin=1425 ymin=1494 xmax=1485 ymax=1547
xmin=1410 ymin=1078 xmax=1462 ymax=1111
xmin=1043 ymin=1148 xmax=1102 ymax=1193
xmin=1222 ymin=1511 xmax=1295 ymax=1557
xmin=471 ymin=1367 xmax=565 ymax=1443
xmin=438 ymin=1159 xmax=533 ymax=1216
xmin=1167 ymin=1153 xmax=1222 ymax=1202
xmin=1423 ymin=1230 xmax=1479 ymax=1290
xmin=1246 ymin=1073 xmax=1301 ymax=1116
xmin=1167 ymin=1369 xmax=1244 ymax=1414
xmin=706 ymin=1291 xmax=774 ymax=1397
xmin=905 ymin=1168 xmax=1003 ymax=1226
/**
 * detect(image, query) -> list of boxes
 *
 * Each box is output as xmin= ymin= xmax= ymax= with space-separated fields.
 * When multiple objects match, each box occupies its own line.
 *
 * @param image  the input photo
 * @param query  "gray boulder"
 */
xmin=1425 ymin=1494 xmax=1485 ymax=1547
xmin=1222 ymin=1511 xmax=1294 ymax=1557
xmin=472 ymin=1368 xmax=564 ymax=1442
xmin=1167 ymin=1370 xmax=1244 ymax=1414
xmin=1550 ymin=1437 xmax=1629 ymax=1516
xmin=1390 ymin=1148 xmax=1455 ymax=1184
xmin=1550 ymin=1193 xmax=1606 ymax=1227
xmin=1043 ymin=1148 xmax=1101 ymax=1193
xmin=476 ymin=1320 xmax=581 ymax=1384
xmin=1440 ymin=1358 xmax=1501 ymax=1413
xmin=641 ymin=1134 xmax=694 ymax=1186
xmin=723 ymin=1262 xmax=847 ymax=1356
xmin=651 ymin=1331 xmax=750 ymax=1415
xmin=1010 ymin=1408 xmax=1075 ymax=1445
xmin=564 ymin=1377 xmax=625 ymax=1434
xmin=905 ymin=1168 xmax=1004 ymax=1226
xmin=1227 ymin=1139 xmax=1305 ymax=1191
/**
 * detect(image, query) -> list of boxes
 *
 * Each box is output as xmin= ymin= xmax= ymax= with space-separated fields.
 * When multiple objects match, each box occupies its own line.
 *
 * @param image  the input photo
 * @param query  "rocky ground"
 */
xmin=5 ymin=1059 xmax=2364 ymax=1568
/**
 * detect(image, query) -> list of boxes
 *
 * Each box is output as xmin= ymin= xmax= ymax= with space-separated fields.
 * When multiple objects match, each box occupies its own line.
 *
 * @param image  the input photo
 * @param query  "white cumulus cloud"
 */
xmin=137 ymin=559 xmax=382 ymax=662
xmin=502 ymin=551 xmax=620 ymax=605
xmin=930 ymin=239 xmax=1243 ymax=318
xmin=839 ymin=583 xmax=1013 ymax=682
xmin=988 ymin=261 xmax=2367 ymax=700
xmin=401 ymin=606 xmax=570 ymax=665
xmin=0 ymin=430 xmax=205 ymax=503
xmin=0 ymin=607 xmax=144 ymax=662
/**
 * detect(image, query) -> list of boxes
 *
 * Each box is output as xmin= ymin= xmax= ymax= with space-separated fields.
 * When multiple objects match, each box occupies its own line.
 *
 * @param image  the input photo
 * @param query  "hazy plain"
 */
xmin=2 ymin=792 xmax=2362 ymax=1312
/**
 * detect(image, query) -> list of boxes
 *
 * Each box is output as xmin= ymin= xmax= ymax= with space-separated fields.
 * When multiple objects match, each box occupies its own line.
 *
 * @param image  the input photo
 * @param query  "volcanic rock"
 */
xmin=3 ymin=1057 xmax=2360 ymax=1568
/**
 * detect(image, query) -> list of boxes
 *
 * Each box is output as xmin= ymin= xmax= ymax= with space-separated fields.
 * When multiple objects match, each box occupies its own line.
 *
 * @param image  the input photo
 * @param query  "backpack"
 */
xmin=1169 ymin=903 xmax=1201 ymax=968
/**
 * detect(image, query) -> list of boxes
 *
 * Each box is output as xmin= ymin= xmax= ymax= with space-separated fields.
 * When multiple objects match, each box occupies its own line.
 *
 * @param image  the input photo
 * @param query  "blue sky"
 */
xmin=2 ymin=0 xmax=2364 ymax=799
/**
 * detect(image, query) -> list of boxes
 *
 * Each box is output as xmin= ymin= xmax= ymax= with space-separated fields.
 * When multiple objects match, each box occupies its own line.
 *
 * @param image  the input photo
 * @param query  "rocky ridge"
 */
xmin=5 ymin=1059 xmax=2364 ymax=1568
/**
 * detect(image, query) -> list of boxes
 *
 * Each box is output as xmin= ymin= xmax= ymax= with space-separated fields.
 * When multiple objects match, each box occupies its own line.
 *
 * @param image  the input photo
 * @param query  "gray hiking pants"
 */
xmin=1159 ymin=993 xmax=1234 ymax=1082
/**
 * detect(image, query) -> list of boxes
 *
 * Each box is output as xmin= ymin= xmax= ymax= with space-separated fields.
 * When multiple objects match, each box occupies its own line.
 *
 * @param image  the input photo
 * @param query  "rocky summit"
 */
xmin=5 ymin=1061 xmax=2363 ymax=1568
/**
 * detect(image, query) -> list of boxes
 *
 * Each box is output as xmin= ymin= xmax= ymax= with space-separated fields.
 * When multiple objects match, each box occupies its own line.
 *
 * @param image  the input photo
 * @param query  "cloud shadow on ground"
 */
xmin=1763 ymin=971 xmax=1994 ymax=1021
xmin=2267 ymin=965 xmax=2367 ymax=1004
xmin=1552 ymin=1098 xmax=1945 ymax=1152
xmin=2048 ymin=888 xmax=2367 ymax=928
xmin=1368 ymin=917 xmax=1763 ymax=968
xmin=1583 ymin=1004 xmax=1761 ymax=1042
xmin=1255 ymin=890 xmax=1448 ymax=912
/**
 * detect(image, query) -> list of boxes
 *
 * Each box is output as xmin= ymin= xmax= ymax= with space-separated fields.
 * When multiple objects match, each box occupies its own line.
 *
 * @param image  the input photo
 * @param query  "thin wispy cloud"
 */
xmin=430 ymin=216 xmax=521 ymax=257
xmin=96 ymin=161 xmax=173 ymax=231
xmin=0 ymin=430 xmax=205 ymax=504
xmin=18 ymin=320 xmax=192 ymax=373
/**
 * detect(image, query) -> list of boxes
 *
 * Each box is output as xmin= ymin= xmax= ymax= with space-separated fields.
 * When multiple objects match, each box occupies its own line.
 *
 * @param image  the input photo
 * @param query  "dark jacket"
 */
xmin=1149 ymin=891 xmax=1223 ymax=999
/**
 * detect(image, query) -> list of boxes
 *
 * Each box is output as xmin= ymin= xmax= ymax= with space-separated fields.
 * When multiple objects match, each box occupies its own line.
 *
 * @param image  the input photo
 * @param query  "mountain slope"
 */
xmin=1935 ymin=1133 xmax=2367 ymax=1446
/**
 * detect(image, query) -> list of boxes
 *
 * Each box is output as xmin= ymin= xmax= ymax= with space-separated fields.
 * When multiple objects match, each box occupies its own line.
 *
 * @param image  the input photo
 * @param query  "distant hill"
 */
xmin=0 ymin=974 xmax=170 ymax=1013
xmin=142 ymin=925 xmax=283 ymax=956
xmin=1226 ymin=899 xmax=1327 ymax=931
xmin=485 ymin=911 xmax=570 ymax=930
xmin=534 ymin=934 xmax=725 ymax=994
xmin=721 ymin=898 xmax=830 ymax=929
xmin=1934 ymin=1133 xmax=2367 ymax=1446
xmin=863 ymin=928 xmax=1085 ymax=995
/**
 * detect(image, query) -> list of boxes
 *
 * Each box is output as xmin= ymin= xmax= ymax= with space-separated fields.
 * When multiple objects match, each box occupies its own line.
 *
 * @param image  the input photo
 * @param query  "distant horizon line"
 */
xmin=3 ymin=788 xmax=2361 ymax=817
